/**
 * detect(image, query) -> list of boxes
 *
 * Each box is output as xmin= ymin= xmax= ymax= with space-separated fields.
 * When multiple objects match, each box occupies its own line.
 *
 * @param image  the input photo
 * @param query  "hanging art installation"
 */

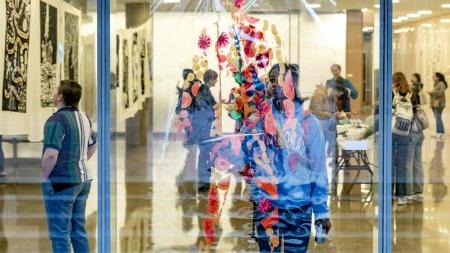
xmin=173 ymin=0 xmax=296 ymax=250
xmin=2 ymin=0 xmax=31 ymax=113
xmin=64 ymin=11 xmax=79 ymax=82
xmin=40 ymin=1 xmax=58 ymax=107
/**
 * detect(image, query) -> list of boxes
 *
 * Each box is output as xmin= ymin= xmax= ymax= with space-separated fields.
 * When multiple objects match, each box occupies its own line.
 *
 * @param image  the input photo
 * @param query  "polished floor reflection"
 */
xmin=0 ymin=119 xmax=449 ymax=252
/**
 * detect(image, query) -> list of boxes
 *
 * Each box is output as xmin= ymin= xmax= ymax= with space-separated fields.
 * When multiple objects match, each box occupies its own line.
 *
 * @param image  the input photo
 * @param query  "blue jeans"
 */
xmin=256 ymin=206 xmax=312 ymax=253
xmin=433 ymin=108 xmax=445 ymax=134
xmin=392 ymin=134 xmax=411 ymax=197
xmin=407 ymin=132 xmax=424 ymax=195
xmin=42 ymin=181 xmax=91 ymax=253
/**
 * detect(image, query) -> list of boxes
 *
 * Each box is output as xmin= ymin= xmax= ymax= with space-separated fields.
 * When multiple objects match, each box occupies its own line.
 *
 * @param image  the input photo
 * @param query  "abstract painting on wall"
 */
xmin=64 ymin=12 xmax=79 ymax=82
xmin=40 ymin=1 xmax=58 ymax=107
xmin=2 ymin=0 xmax=31 ymax=113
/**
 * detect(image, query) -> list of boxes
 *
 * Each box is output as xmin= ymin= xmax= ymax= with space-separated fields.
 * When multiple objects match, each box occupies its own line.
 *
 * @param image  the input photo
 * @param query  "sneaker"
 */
xmin=411 ymin=194 xmax=423 ymax=202
xmin=397 ymin=197 xmax=408 ymax=205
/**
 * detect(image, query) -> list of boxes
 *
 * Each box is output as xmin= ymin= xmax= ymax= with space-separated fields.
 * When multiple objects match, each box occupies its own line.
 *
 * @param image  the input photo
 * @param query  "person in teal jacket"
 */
xmin=326 ymin=64 xmax=358 ymax=112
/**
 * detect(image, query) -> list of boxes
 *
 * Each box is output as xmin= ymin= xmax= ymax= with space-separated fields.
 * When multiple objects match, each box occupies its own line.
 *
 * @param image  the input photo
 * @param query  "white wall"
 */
xmin=299 ymin=12 xmax=347 ymax=99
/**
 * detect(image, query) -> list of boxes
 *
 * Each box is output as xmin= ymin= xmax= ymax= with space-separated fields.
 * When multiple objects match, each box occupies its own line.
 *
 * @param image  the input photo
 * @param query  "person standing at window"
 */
xmin=192 ymin=69 xmax=218 ymax=192
xmin=428 ymin=72 xmax=447 ymax=139
xmin=411 ymin=73 xmax=424 ymax=104
xmin=326 ymin=64 xmax=358 ymax=113
xmin=42 ymin=80 xmax=97 ymax=253
xmin=392 ymin=72 xmax=414 ymax=205
xmin=253 ymin=64 xmax=331 ymax=252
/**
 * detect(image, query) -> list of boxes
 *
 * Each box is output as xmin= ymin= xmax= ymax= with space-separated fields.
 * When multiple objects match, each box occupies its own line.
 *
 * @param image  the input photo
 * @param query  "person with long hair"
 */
xmin=411 ymin=73 xmax=424 ymax=104
xmin=428 ymin=72 xmax=447 ymax=138
xmin=392 ymin=72 xmax=414 ymax=205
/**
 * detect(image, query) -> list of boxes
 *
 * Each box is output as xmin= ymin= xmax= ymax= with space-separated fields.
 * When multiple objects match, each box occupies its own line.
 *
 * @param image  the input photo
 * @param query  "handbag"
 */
xmin=415 ymin=108 xmax=429 ymax=131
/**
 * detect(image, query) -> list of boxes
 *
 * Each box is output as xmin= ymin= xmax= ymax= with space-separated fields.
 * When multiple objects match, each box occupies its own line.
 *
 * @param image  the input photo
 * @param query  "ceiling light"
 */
xmin=163 ymin=0 xmax=181 ymax=3
xmin=393 ymin=19 xmax=401 ymax=23
xmin=441 ymin=19 xmax=450 ymax=23
xmin=305 ymin=3 xmax=321 ymax=9
xmin=398 ymin=16 xmax=408 ymax=21
xmin=407 ymin=13 xmax=421 ymax=18
xmin=442 ymin=4 xmax=450 ymax=8
xmin=361 ymin=8 xmax=368 ymax=13
xmin=417 ymin=10 xmax=432 ymax=15
xmin=362 ymin=27 xmax=374 ymax=32
xmin=374 ymin=4 xmax=380 ymax=9
xmin=421 ymin=24 xmax=433 ymax=28
xmin=393 ymin=0 xmax=400 ymax=3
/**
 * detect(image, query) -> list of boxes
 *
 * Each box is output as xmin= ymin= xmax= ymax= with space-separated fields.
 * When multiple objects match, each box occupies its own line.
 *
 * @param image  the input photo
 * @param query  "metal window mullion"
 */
xmin=378 ymin=0 xmax=393 ymax=252
xmin=97 ymin=0 xmax=111 ymax=252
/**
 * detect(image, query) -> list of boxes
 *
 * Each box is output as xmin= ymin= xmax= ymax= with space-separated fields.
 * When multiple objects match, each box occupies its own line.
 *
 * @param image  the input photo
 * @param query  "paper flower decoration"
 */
xmin=256 ymin=51 xmax=270 ymax=69
xmin=191 ymin=82 xmax=200 ymax=96
xmin=258 ymin=198 xmax=273 ymax=212
xmin=283 ymin=70 xmax=295 ymax=99
xmin=234 ymin=0 xmax=244 ymax=9
xmin=288 ymin=153 xmax=301 ymax=172
xmin=217 ymin=32 xmax=229 ymax=48
xmin=198 ymin=32 xmax=211 ymax=50
xmin=218 ymin=175 xmax=232 ymax=190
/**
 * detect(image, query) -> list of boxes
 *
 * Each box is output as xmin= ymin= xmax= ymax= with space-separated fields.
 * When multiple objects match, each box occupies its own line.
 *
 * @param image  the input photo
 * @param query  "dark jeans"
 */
xmin=433 ymin=108 xmax=445 ymax=134
xmin=256 ymin=206 xmax=312 ymax=253
xmin=392 ymin=134 xmax=410 ymax=197
xmin=42 ymin=180 xmax=91 ymax=253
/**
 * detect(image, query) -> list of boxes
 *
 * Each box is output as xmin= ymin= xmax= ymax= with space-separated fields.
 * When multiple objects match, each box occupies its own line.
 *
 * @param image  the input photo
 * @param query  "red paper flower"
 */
xmin=217 ymin=32 xmax=229 ymax=48
xmin=242 ymin=164 xmax=255 ymax=181
xmin=207 ymin=185 xmax=219 ymax=214
xmin=234 ymin=0 xmax=244 ymax=9
xmin=191 ymin=82 xmax=200 ymax=96
xmin=203 ymin=217 xmax=215 ymax=245
xmin=198 ymin=33 xmax=211 ymax=50
xmin=256 ymin=51 xmax=270 ymax=69
xmin=258 ymin=199 xmax=273 ymax=212
xmin=218 ymin=175 xmax=232 ymax=190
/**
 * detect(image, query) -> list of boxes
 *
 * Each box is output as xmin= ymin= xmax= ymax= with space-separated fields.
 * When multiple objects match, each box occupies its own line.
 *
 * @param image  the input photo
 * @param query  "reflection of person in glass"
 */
xmin=192 ymin=70 xmax=218 ymax=192
xmin=249 ymin=64 xmax=331 ymax=252
xmin=41 ymin=81 xmax=97 ymax=253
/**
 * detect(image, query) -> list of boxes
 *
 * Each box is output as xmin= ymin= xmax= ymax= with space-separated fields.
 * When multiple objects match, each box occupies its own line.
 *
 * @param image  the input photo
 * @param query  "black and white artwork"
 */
xmin=131 ymin=32 xmax=141 ymax=103
xmin=40 ymin=1 xmax=58 ymax=107
xmin=122 ymin=39 xmax=130 ymax=109
xmin=64 ymin=12 xmax=79 ymax=82
xmin=2 ymin=0 xmax=31 ymax=113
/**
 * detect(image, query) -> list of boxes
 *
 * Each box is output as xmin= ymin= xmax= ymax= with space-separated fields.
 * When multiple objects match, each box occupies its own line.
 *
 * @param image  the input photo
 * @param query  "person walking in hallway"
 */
xmin=42 ymin=80 xmax=97 ymax=253
xmin=428 ymin=72 xmax=447 ymax=139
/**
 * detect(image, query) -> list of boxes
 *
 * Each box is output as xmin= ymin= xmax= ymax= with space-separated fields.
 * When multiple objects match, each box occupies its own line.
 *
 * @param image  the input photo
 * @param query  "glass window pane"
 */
xmin=0 ymin=0 xmax=98 ymax=252
xmin=110 ymin=1 xmax=380 ymax=252
xmin=392 ymin=1 xmax=450 ymax=252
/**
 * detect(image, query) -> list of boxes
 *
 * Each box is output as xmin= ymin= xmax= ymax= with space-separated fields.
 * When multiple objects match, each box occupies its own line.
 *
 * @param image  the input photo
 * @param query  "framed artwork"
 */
xmin=2 ymin=0 xmax=31 ymax=113
xmin=40 ymin=0 xmax=58 ymax=107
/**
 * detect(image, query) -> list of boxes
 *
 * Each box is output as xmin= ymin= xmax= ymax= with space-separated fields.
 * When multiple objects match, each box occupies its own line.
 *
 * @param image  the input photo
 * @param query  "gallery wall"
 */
xmin=0 ymin=0 xmax=82 ymax=141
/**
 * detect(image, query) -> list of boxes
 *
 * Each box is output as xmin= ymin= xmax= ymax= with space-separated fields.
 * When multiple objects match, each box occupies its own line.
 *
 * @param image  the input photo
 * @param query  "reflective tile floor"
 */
xmin=0 ymin=124 xmax=449 ymax=252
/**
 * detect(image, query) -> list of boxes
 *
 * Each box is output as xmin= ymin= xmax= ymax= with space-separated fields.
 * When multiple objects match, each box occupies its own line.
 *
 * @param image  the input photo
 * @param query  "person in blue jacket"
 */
xmin=240 ymin=64 xmax=331 ymax=252
xmin=326 ymin=64 xmax=358 ymax=112
xmin=191 ymin=69 xmax=218 ymax=192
